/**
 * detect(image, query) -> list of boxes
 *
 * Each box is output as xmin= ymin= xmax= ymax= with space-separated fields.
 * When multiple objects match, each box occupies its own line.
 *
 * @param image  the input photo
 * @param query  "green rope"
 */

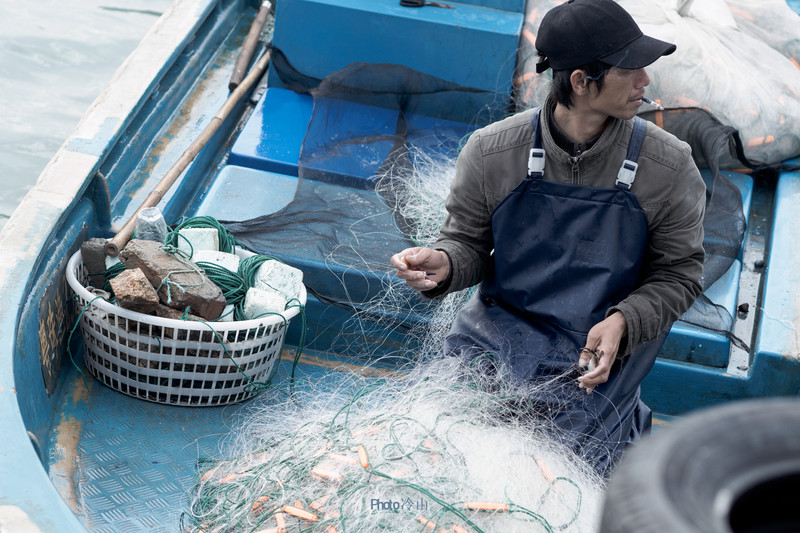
xmin=164 ymin=215 xmax=240 ymax=254
xmin=238 ymin=253 xmax=282 ymax=288
xmin=195 ymin=261 xmax=247 ymax=308
xmin=66 ymin=294 xmax=106 ymax=391
xmin=155 ymin=242 xmax=208 ymax=305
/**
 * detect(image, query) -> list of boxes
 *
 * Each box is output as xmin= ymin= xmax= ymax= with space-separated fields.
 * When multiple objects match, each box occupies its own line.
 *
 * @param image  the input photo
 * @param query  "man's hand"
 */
xmin=577 ymin=311 xmax=627 ymax=393
xmin=391 ymin=247 xmax=450 ymax=291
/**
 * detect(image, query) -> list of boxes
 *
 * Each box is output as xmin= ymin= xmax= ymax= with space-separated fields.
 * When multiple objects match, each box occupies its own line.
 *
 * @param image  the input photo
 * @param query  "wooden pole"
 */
xmin=105 ymin=49 xmax=271 ymax=257
xmin=229 ymin=1 xmax=272 ymax=92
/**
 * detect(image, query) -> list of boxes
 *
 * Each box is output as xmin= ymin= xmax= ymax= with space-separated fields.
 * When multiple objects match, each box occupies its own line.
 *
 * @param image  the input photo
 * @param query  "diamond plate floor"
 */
xmin=47 ymin=349 xmax=386 ymax=532
xmin=47 ymin=350 xmax=673 ymax=532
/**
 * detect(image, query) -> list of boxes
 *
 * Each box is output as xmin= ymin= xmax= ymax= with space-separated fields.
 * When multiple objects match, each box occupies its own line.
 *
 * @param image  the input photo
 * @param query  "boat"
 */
xmin=1 ymin=0 xmax=799 ymax=531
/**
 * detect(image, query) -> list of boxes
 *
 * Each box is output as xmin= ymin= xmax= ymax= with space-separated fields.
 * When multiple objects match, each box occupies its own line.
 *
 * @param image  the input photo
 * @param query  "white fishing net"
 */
xmin=183 ymin=357 xmax=606 ymax=533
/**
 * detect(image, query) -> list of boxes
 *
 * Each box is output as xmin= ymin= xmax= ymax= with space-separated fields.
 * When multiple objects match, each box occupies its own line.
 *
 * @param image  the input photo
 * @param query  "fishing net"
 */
xmin=182 ymin=356 xmax=606 ymax=533
xmin=638 ymin=107 xmax=751 ymax=349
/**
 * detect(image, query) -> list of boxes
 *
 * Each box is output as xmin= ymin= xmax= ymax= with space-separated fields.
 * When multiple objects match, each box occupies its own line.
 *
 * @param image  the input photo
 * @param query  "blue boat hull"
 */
xmin=2 ymin=0 xmax=800 ymax=531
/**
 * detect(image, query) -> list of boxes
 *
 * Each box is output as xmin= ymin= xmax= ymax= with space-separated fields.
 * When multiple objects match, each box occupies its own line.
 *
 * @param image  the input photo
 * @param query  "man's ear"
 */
xmin=570 ymin=69 xmax=590 ymax=96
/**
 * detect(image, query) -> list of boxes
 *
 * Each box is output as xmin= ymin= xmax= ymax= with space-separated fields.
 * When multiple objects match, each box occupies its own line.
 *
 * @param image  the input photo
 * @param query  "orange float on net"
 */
xmin=535 ymin=456 xmax=555 ymax=483
xmin=200 ymin=467 xmax=218 ymax=482
xmin=219 ymin=473 xmax=240 ymax=484
xmin=352 ymin=425 xmax=382 ymax=438
xmin=310 ymin=494 xmax=331 ymax=510
xmin=417 ymin=516 xmax=437 ymax=530
xmin=312 ymin=463 xmax=343 ymax=482
xmin=357 ymin=445 xmax=370 ymax=469
xmin=282 ymin=504 xmax=319 ymax=522
xmin=748 ymin=135 xmax=775 ymax=147
xmin=312 ymin=441 xmax=333 ymax=457
xmin=328 ymin=453 xmax=359 ymax=465
xmin=462 ymin=501 xmax=510 ymax=512
xmin=250 ymin=495 xmax=270 ymax=514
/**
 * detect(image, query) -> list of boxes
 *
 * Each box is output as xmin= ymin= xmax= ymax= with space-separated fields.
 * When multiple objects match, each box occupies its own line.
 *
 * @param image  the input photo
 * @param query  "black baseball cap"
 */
xmin=535 ymin=0 xmax=676 ymax=73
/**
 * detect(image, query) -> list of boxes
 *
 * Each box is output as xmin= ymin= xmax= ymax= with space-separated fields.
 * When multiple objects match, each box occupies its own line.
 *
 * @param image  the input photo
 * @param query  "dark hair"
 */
xmin=549 ymin=60 xmax=612 ymax=108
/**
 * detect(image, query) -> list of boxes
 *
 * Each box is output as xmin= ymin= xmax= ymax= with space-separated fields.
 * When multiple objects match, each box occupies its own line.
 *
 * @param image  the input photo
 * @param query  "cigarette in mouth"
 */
xmin=642 ymin=97 xmax=664 ymax=111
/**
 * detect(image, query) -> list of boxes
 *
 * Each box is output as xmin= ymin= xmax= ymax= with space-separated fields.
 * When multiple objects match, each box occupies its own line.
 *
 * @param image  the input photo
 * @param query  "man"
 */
xmin=391 ymin=0 xmax=706 ymax=475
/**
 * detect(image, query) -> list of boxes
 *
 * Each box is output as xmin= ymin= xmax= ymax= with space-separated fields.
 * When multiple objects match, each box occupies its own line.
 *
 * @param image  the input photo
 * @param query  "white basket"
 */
xmin=65 ymin=249 xmax=306 ymax=406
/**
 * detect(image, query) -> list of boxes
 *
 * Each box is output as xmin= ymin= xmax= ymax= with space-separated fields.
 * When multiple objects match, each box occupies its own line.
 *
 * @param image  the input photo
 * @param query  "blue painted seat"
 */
xmin=196 ymin=165 xmax=299 ymax=220
xmin=229 ymin=87 xmax=474 ymax=188
xmin=229 ymin=89 xmax=312 ymax=177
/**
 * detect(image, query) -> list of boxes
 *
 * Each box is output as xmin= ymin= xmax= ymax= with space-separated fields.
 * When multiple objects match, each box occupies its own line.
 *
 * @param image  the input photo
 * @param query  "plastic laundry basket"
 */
xmin=66 ymin=249 xmax=306 ymax=406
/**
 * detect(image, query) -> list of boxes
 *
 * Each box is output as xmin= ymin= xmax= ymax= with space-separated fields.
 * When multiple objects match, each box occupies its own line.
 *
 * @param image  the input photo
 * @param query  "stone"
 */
xmin=119 ymin=239 xmax=226 ymax=320
xmin=154 ymin=304 xmax=202 ymax=321
xmin=81 ymin=237 xmax=109 ymax=288
xmin=109 ymin=268 xmax=160 ymax=314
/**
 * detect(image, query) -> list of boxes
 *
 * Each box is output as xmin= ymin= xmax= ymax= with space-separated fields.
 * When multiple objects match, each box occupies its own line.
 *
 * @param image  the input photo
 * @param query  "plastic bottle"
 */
xmin=134 ymin=206 xmax=168 ymax=243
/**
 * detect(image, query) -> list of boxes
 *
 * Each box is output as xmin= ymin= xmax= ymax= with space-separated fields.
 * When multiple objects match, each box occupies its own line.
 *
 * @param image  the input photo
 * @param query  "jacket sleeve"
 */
xmin=422 ymin=131 xmax=494 ymax=299
xmin=608 ymin=146 xmax=706 ymax=356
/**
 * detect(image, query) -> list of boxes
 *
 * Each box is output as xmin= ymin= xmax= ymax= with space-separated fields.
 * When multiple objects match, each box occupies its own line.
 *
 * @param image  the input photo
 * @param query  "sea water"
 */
xmin=0 ymin=0 xmax=173 ymax=232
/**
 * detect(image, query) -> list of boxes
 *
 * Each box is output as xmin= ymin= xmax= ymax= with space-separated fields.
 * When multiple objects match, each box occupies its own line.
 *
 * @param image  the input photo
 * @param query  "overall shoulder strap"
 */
xmin=616 ymin=116 xmax=647 ymax=190
xmin=527 ymin=107 xmax=545 ymax=179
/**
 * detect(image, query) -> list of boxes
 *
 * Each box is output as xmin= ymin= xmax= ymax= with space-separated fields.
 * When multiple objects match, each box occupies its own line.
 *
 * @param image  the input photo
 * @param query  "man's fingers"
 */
xmin=577 ymin=348 xmax=613 ymax=388
xmin=578 ymin=347 xmax=600 ymax=368
xmin=406 ymin=276 xmax=437 ymax=290
xmin=391 ymin=251 xmax=414 ymax=270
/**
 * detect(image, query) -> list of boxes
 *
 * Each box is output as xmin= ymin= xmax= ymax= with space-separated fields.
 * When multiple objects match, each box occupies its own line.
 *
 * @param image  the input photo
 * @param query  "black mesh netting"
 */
xmin=223 ymin=50 xmax=779 ymax=354
xmin=637 ymin=107 xmax=796 ymax=352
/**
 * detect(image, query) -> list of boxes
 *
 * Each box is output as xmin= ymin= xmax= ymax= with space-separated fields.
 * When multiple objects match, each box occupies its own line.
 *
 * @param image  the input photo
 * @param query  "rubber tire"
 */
xmin=601 ymin=397 xmax=800 ymax=533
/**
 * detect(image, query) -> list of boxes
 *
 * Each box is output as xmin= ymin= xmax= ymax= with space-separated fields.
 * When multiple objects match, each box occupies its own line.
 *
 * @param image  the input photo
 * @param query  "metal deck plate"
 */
xmin=48 ymin=350 xmax=377 ymax=532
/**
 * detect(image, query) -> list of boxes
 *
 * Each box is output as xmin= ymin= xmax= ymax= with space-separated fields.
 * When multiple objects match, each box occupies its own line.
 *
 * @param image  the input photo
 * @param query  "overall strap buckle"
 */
xmin=528 ymin=148 xmax=546 ymax=178
xmin=527 ymin=107 xmax=545 ymax=179
xmin=615 ymin=116 xmax=647 ymax=190
xmin=616 ymin=160 xmax=638 ymax=190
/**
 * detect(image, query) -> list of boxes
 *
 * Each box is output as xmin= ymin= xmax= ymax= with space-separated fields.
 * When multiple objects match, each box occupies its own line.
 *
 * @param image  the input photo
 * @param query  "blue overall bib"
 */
xmin=444 ymin=109 xmax=667 ymax=476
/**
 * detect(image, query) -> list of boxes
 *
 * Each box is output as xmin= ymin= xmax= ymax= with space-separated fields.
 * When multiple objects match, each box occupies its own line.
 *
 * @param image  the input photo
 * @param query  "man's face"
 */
xmin=587 ymin=67 xmax=650 ymax=120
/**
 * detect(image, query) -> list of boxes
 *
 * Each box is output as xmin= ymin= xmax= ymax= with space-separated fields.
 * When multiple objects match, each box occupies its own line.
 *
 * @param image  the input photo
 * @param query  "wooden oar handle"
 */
xmin=105 ymin=49 xmax=271 ymax=257
xmin=229 ymin=1 xmax=272 ymax=91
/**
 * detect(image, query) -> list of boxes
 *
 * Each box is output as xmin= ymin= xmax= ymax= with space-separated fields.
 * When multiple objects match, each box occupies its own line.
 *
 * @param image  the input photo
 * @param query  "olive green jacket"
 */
xmin=427 ymin=98 xmax=706 ymax=356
